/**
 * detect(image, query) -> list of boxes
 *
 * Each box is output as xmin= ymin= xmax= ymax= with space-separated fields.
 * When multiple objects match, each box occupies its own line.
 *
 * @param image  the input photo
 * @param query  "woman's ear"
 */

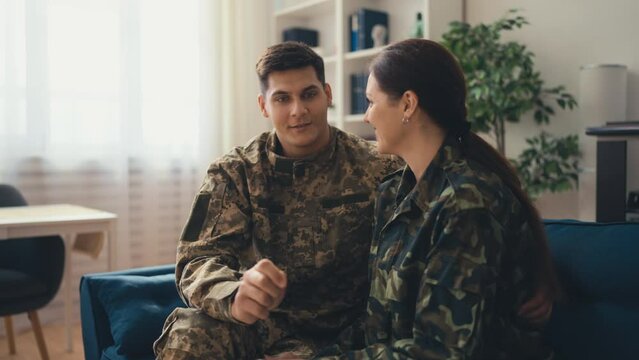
xmin=402 ymin=90 xmax=419 ymax=119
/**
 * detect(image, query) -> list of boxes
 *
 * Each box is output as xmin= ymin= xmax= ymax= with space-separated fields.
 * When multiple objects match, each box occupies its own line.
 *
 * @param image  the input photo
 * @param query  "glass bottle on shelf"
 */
xmin=411 ymin=12 xmax=424 ymax=38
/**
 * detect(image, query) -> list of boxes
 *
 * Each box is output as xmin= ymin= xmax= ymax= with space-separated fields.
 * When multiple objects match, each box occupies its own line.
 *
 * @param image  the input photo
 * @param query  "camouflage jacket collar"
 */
xmin=265 ymin=126 xmax=338 ymax=177
xmin=394 ymin=136 xmax=465 ymax=214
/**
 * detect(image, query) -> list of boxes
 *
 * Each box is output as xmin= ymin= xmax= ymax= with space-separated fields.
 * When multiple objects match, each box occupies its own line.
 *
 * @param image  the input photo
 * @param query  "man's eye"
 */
xmin=275 ymin=96 xmax=288 ymax=103
xmin=302 ymin=91 xmax=317 ymax=99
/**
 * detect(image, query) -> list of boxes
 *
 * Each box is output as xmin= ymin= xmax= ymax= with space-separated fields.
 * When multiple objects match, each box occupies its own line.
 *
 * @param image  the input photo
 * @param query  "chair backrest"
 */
xmin=0 ymin=184 xmax=28 ymax=207
xmin=0 ymin=184 xmax=65 ymax=301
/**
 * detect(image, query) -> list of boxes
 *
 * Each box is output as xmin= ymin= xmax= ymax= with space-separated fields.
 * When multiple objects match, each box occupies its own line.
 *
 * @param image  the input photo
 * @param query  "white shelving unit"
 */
xmin=272 ymin=0 xmax=462 ymax=138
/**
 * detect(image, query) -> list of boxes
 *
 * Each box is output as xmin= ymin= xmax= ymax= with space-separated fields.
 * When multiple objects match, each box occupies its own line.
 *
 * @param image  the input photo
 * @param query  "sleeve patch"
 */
xmin=180 ymin=193 xmax=212 ymax=241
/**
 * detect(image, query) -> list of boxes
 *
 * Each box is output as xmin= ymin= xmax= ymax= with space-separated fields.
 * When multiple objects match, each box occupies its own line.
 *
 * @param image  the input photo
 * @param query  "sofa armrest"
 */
xmin=79 ymin=264 xmax=176 ymax=360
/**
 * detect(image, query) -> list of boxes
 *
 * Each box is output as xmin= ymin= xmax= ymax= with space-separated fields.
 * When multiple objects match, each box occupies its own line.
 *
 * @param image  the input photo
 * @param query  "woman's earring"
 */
xmin=402 ymin=117 xmax=409 ymax=125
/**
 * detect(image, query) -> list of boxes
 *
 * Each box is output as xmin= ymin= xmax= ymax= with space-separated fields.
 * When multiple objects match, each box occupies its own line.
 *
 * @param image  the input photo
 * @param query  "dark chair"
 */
xmin=0 ymin=184 xmax=65 ymax=360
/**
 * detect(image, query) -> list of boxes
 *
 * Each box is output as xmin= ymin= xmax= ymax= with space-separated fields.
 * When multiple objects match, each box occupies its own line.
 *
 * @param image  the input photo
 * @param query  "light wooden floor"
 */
xmin=0 ymin=322 xmax=84 ymax=360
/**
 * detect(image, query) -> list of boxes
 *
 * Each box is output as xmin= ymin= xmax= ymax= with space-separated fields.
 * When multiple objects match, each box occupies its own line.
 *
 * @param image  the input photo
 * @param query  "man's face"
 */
xmin=258 ymin=66 xmax=332 ymax=158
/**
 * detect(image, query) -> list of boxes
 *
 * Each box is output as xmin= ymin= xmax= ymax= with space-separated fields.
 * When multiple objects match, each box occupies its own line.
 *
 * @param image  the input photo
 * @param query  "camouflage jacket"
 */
xmin=176 ymin=126 xmax=400 ymax=337
xmin=316 ymin=137 xmax=550 ymax=359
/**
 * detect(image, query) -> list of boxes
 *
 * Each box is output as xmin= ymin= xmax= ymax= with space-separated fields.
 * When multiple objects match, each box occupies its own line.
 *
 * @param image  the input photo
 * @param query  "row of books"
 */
xmin=282 ymin=8 xmax=389 ymax=52
xmin=349 ymin=8 xmax=389 ymax=51
xmin=350 ymin=72 xmax=369 ymax=115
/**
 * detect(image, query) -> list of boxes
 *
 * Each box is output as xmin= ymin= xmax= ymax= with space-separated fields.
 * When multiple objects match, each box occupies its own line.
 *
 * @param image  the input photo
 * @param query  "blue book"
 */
xmin=349 ymin=14 xmax=359 ymax=52
xmin=359 ymin=72 xmax=369 ymax=113
xmin=351 ymin=72 xmax=368 ymax=114
xmin=356 ymin=8 xmax=388 ymax=50
xmin=350 ymin=74 xmax=360 ymax=114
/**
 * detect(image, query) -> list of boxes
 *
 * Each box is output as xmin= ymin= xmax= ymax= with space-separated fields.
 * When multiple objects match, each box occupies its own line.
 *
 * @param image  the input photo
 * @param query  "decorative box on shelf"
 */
xmin=282 ymin=27 xmax=319 ymax=47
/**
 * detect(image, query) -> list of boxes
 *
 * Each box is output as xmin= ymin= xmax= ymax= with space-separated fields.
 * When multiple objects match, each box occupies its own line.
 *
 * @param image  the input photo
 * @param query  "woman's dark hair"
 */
xmin=256 ymin=41 xmax=325 ymax=94
xmin=370 ymin=38 xmax=562 ymax=301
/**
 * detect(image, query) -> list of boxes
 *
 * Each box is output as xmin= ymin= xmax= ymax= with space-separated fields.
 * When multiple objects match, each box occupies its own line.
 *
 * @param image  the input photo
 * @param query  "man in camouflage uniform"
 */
xmin=153 ymin=42 xmax=399 ymax=359
xmin=313 ymin=137 xmax=553 ymax=359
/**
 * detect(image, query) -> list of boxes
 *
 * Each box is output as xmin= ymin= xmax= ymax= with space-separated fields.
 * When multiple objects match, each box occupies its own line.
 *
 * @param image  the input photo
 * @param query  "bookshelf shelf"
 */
xmin=274 ymin=0 xmax=334 ymax=18
xmin=272 ymin=0 xmax=462 ymax=138
xmin=344 ymin=46 xmax=386 ymax=60
xmin=323 ymin=55 xmax=337 ymax=64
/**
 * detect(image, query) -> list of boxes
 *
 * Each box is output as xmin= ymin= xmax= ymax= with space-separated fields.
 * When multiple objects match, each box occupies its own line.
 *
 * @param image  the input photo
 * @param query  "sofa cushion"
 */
xmin=101 ymin=345 xmax=155 ymax=360
xmin=544 ymin=220 xmax=639 ymax=359
xmin=547 ymin=301 xmax=639 ymax=360
xmin=92 ymin=273 xmax=184 ymax=357
xmin=544 ymin=220 xmax=639 ymax=302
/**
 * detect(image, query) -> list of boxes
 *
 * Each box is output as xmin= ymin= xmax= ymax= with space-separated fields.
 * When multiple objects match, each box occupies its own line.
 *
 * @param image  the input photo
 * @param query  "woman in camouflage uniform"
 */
xmin=313 ymin=39 xmax=562 ymax=359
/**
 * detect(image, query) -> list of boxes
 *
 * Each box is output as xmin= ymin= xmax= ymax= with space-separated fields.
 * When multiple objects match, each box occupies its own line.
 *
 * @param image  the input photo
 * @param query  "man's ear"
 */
xmin=324 ymin=83 xmax=333 ymax=107
xmin=257 ymin=93 xmax=269 ymax=118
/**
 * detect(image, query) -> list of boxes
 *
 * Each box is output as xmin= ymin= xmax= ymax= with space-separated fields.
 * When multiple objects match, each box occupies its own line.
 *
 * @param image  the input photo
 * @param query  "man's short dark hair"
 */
xmin=256 ymin=41 xmax=325 ymax=93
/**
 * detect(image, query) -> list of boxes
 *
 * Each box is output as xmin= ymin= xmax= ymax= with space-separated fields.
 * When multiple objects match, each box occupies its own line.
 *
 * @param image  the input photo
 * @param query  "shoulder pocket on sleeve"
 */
xmin=180 ymin=193 xmax=212 ymax=241
xmin=180 ymin=183 xmax=227 ymax=241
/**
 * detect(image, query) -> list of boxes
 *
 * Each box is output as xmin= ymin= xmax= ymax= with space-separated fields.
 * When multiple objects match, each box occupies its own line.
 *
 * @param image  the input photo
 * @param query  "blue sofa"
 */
xmin=80 ymin=264 xmax=183 ymax=360
xmin=79 ymin=220 xmax=639 ymax=360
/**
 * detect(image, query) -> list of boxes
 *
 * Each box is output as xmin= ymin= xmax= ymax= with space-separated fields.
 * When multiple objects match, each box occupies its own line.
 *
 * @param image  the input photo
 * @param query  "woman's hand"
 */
xmin=518 ymin=285 xmax=553 ymax=326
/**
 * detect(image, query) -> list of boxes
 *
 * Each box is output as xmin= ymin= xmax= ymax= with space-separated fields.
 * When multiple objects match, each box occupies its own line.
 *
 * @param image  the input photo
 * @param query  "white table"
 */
xmin=0 ymin=204 xmax=117 ymax=352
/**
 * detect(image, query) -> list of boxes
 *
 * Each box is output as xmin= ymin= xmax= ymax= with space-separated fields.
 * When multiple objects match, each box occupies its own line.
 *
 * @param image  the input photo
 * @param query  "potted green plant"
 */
xmin=441 ymin=10 xmax=580 ymax=199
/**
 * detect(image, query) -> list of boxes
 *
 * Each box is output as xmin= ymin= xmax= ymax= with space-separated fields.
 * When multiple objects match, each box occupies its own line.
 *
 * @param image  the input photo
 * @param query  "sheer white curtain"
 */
xmin=0 ymin=0 xmax=270 ymax=330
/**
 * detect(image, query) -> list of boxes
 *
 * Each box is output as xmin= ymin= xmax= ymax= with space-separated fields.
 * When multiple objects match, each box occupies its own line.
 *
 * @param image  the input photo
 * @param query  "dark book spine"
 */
xmin=351 ymin=73 xmax=368 ymax=115
xmin=349 ymin=14 xmax=359 ymax=52
xmin=358 ymin=73 xmax=367 ymax=114
xmin=350 ymin=74 xmax=358 ymax=114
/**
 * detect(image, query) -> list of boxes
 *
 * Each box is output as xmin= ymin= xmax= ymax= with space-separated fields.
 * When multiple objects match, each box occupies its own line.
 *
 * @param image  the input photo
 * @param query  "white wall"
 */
xmin=227 ymin=0 xmax=273 ymax=147
xmin=466 ymin=0 xmax=639 ymax=219
xmin=217 ymin=0 xmax=273 ymax=152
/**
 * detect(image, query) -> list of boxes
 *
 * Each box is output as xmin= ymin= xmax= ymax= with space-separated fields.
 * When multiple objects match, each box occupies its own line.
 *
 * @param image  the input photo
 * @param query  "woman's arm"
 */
xmin=314 ymin=208 xmax=503 ymax=360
